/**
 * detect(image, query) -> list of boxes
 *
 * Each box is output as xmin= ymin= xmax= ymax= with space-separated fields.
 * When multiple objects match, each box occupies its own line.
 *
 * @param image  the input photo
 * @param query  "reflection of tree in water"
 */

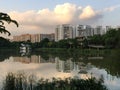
xmin=81 ymin=50 xmax=120 ymax=77
xmin=37 ymin=49 xmax=106 ymax=62
xmin=38 ymin=49 xmax=120 ymax=77
xmin=36 ymin=52 xmax=51 ymax=61
xmin=0 ymin=50 xmax=19 ymax=61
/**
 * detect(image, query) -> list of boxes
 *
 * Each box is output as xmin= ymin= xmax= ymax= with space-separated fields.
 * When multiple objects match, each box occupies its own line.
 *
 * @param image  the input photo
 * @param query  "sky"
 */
xmin=0 ymin=0 xmax=120 ymax=37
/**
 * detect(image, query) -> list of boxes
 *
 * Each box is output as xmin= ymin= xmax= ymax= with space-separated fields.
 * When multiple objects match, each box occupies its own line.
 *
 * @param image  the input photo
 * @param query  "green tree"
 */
xmin=89 ymin=35 xmax=104 ymax=45
xmin=58 ymin=39 xmax=69 ymax=48
xmin=67 ymin=38 xmax=79 ymax=48
xmin=0 ymin=37 xmax=10 ymax=47
xmin=0 ymin=12 xmax=18 ymax=36
xmin=104 ymin=29 xmax=117 ymax=48
xmin=39 ymin=38 xmax=50 ymax=48
xmin=115 ymin=28 xmax=120 ymax=48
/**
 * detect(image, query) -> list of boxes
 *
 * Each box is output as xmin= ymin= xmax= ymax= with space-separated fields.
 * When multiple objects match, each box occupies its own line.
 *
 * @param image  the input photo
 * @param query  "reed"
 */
xmin=2 ymin=72 xmax=108 ymax=90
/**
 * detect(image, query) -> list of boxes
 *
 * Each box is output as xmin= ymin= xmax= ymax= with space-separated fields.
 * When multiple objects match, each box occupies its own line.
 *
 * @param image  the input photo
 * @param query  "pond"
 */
xmin=0 ymin=49 xmax=120 ymax=90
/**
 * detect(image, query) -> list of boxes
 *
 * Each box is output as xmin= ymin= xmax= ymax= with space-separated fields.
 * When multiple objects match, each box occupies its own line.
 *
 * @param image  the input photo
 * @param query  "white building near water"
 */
xmin=55 ymin=24 xmax=74 ymax=41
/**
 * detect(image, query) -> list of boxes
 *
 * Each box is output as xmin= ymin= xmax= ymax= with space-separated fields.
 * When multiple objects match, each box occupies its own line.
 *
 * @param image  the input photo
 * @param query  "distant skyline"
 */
xmin=0 ymin=0 xmax=120 ymax=38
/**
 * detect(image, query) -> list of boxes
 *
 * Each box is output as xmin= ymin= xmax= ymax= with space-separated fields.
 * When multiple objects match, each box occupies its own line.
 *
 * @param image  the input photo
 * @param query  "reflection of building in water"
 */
xmin=55 ymin=57 xmax=93 ymax=73
xmin=14 ymin=56 xmax=31 ymax=63
xmin=13 ymin=55 xmax=55 ymax=64
xmin=49 ymin=56 xmax=55 ymax=63
xmin=55 ymin=57 xmax=79 ymax=73
xmin=30 ymin=55 xmax=40 ymax=63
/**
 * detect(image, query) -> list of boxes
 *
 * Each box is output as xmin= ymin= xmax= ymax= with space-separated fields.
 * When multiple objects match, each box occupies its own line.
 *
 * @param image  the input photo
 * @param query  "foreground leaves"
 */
xmin=0 ymin=12 xmax=18 ymax=36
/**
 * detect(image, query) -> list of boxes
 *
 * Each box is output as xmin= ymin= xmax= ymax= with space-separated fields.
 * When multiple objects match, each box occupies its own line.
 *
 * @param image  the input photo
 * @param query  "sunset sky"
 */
xmin=0 ymin=0 xmax=120 ymax=37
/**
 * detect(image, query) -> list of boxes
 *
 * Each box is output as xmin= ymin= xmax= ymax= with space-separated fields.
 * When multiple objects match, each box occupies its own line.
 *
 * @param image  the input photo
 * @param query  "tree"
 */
xmin=104 ymin=29 xmax=117 ymax=48
xmin=0 ymin=37 xmax=10 ymax=47
xmin=0 ymin=12 xmax=18 ymax=36
xmin=89 ymin=35 xmax=104 ymax=45
xmin=39 ymin=38 xmax=50 ymax=47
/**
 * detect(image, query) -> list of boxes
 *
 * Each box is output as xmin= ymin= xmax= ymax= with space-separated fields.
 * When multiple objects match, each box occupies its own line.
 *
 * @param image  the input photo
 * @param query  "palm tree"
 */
xmin=0 ymin=12 xmax=18 ymax=36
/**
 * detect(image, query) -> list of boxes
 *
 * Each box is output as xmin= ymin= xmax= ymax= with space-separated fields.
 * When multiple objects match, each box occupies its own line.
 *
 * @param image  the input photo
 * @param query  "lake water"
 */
xmin=0 ymin=49 xmax=120 ymax=90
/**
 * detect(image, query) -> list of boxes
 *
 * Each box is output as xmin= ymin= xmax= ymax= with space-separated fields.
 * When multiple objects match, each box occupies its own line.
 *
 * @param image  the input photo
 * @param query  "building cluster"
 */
xmin=55 ymin=24 xmax=113 ymax=41
xmin=13 ymin=33 xmax=55 ymax=43
xmin=13 ymin=24 xmax=119 ymax=42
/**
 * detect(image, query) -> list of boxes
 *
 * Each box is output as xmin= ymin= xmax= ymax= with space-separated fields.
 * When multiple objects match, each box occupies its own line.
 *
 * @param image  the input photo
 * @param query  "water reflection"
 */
xmin=12 ymin=55 xmax=93 ymax=80
xmin=13 ymin=55 xmax=55 ymax=64
xmin=13 ymin=55 xmax=91 ymax=74
xmin=0 ymin=49 xmax=120 ymax=90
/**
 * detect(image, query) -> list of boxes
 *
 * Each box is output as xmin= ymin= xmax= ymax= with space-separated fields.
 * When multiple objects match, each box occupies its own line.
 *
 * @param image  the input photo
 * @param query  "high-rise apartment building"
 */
xmin=55 ymin=24 xmax=73 ymax=41
xmin=76 ymin=25 xmax=93 ymax=38
xmin=106 ymin=26 xmax=112 ymax=33
xmin=94 ymin=26 xmax=103 ymax=35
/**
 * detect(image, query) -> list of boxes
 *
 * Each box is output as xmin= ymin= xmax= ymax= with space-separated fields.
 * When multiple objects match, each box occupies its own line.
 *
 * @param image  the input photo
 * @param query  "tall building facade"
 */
xmin=31 ymin=34 xmax=41 ymax=43
xmin=55 ymin=24 xmax=115 ymax=41
xmin=94 ymin=26 xmax=103 ymax=35
xmin=55 ymin=24 xmax=74 ymax=41
xmin=105 ymin=26 xmax=112 ymax=33
xmin=76 ymin=25 xmax=93 ymax=38
xmin=39 ymin=33 xmax=55 ymax=41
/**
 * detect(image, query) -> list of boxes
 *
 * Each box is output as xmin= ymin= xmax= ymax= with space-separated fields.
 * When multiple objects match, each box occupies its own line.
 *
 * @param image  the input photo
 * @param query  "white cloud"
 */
xmin=54 ymin=3 xmax=76 ymax=23
xmin=79 ymin=6 xmax=97 ymax=20
xmin=104 ymin=5 xmax=120 ymax=12
xmin=9 ymin=3 xmax=76 ymax=26
xmin=6 ymin=3 xmax=104 ymax=36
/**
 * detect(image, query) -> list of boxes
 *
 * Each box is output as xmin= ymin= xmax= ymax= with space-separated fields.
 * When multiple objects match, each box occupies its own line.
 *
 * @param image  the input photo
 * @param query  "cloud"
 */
xmin=7 ymin=3 xmax=103 ymax=36
xmin=78 ymin=6 xmax=103 ymax=25
xmin=9 ymin=3 xmax=76 ymax=26
xmin=54 ymin=3 xmax=76 ymax=22
xmin=79 ymin=6 xmax=96 ymax=20
xmin=103 ymin=5 xmax=120 ymax=12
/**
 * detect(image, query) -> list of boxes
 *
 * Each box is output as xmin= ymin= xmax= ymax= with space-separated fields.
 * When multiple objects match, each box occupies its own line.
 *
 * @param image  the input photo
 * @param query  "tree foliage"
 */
xmin=88 ymin=28 xmax=120 ymax=48
xmin=0 ymin=12 xmax=18 ymax=36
